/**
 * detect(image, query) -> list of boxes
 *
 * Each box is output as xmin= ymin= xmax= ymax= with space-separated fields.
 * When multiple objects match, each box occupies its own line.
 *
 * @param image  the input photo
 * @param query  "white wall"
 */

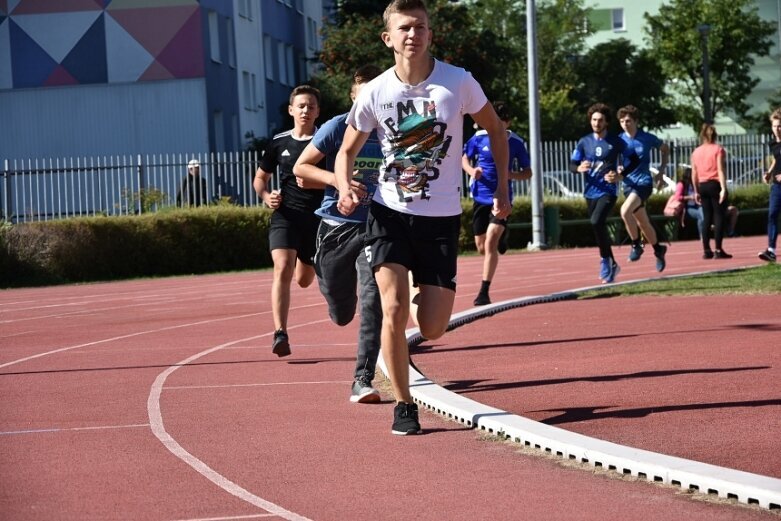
xmin=0 ymin=79 xmax=209 ymax=159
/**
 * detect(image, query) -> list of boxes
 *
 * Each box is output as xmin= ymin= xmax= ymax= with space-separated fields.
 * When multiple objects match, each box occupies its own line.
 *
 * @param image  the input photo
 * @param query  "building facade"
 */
xmin=0 ymin=0 xmax=329 ymax=159
xmin=584 ymin=0 xmax=781 ymax=137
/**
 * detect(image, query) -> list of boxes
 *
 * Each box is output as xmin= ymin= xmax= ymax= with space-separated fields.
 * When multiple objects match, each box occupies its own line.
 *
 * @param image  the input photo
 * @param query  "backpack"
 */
xmin=663 ymin=194 xmax=685 ymax=225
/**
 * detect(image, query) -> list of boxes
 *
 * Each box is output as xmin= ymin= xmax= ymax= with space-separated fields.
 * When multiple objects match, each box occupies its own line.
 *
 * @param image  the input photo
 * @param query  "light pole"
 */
xmin=527 ymin=0 xmax=546 ymax=249
xmin=698 ymin=23 xmax=712 ymax=124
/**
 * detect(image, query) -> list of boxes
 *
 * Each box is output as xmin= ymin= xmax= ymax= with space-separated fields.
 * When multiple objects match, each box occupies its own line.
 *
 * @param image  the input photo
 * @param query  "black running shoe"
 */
xmin=758 ymin=249 xmax=776 ymax=262
xmin=714 ymin=250 xmax=732 ymax=259
xmin=272 ymin=329 xmax=290 ymax=357
xmin=392 ymin=402 xmax=421 ymax=435
xmin=703 ymin=250 xmax=714 ymax=260
xmin=473 ymin=293 xmax=491 ymax=306
xmin=654 ymin=244 xmax=667 ymax=272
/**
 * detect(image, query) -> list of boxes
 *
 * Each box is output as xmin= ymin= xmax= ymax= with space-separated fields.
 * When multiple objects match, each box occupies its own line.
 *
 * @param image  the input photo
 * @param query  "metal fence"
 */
xmin=1 ymin=134 xmax=772 ymax=223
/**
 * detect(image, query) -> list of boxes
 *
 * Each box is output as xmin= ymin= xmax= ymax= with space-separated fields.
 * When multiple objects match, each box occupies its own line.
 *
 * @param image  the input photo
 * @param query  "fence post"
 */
xmin=2 ymin=159 xmax=10 ymax=223
xmin=136 ymin=154 xmax=145 ymax=214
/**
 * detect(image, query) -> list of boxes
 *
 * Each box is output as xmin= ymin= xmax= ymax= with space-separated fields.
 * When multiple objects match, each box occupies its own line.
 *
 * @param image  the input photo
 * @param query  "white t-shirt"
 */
xmin=348 ymin=59 xmax=488 ymax=216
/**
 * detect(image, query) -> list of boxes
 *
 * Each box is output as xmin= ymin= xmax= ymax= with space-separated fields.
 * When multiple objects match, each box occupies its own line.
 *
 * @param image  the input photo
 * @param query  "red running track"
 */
xmin=0 ymin=235 xmax=777 ymax=520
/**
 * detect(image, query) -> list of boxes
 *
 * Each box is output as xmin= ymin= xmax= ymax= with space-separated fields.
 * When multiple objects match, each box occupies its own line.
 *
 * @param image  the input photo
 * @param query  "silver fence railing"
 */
xmin=1 ymin=134 xmax=772 ymax=223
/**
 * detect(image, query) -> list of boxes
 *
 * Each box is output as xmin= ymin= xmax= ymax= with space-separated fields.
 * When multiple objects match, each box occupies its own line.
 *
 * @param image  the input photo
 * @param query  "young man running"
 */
xmin=293 ymin=65 xmax=385 ymax=404
xmin=462 ymin=100 xmax=532 ymax=306
xmin=570 ymin=103 xmax=637 ymax=283
xmin=253 ymin=85 xmax=324 ymax=357
xmin=334 ymin=0 xmax=511 ymax=435
xmin=759 ymin=107 xmax=781 ymax=262
xmin=617 ymin=105 xmax=669 ymax=272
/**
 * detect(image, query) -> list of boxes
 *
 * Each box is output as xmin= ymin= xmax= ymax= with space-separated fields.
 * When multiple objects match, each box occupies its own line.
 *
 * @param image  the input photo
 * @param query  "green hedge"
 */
xmin=1 ymin=185 xmax=772 ymax=288
xmin=1 ymin=206 xmax=271 ymax=287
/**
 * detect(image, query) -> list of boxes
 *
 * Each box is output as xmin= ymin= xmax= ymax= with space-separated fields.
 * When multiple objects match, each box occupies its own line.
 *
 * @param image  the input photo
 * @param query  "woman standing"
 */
xmin=690 ymin=124 xmax=731 ymax=259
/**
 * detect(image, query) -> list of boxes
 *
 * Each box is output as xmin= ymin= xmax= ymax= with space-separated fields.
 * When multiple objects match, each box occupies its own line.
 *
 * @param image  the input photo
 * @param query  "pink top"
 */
xmin=674 ymin=182 xmax=685 ymax=201
xmin=690 ymin=143 xmax=725 ymax=183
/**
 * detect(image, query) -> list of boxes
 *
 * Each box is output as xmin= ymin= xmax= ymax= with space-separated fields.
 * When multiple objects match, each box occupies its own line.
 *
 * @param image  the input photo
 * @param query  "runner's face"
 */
xmin=619 ymin=115 xmax=637 ymax=134
xmin=590 ymin=112 xmax=607 ymax=134
xmin=382 ymin=10 xmax=431 ymax=60
xmin=288 ymin=94 xmax=319 ymax=130
xmin=772 ymin=118 xmax=781 ymax=141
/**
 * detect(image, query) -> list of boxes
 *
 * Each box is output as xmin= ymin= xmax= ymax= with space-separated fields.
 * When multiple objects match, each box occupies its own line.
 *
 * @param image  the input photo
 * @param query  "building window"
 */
xmin=226 ymin=18 xmax=236 ymax=68
xmin=232 ymin=114 xmax=239 ymax=152
xmin=243 ymin=71 xmax=252 ymax=110
xmin=238 ymin=0 xmax=252 ymax=20
xmin=307 ymin=17 xmax=317 ymax=51
xmin=278 ymin=41 xmax=287 ymax=86
xmin=264 ymin=35 xmax=274 ymax=81
xmin=612 ymin=9 xmax=625 ymax=31
xmin=252 ymin=73 xmax=261 ymax=108
xmin=286 ymin=45 xmax=295 ymax=86
xmin=214 ymin=110 xmax=225 ymax=152
xmin=208 ymin=11 xmax=221 ymax=63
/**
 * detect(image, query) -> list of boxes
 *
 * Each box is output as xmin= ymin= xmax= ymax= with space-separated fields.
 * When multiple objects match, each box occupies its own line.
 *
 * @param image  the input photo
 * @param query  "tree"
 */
xmin=570 ymin=39 xmax=676 ymax=134
xmin=644 ymin=0 xmax=775 ymax=130
xmin=741 ymin=86 xmax=781 ymax=135
xmin=471 ymin=0 xmax=593 ymax=140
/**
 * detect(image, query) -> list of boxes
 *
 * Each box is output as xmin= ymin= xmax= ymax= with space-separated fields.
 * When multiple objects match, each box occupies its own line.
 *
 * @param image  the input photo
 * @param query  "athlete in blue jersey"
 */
xmin=617 ymin=105 xmax=669 ymax=272
xmin=462 ymin=101 xmax=532 ymax=305
xmin=570 ymin=103 xmax=638 ymax=283
xmin=293 ymin=65 xmax=384 ymax=404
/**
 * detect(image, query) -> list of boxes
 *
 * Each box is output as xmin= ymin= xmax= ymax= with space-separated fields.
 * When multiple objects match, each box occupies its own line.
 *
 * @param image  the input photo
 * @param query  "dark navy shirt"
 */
xmin=619 ymin=129 xmax=664 ymax=189
xmin=571 ymin=133 xmax=629 ymax=199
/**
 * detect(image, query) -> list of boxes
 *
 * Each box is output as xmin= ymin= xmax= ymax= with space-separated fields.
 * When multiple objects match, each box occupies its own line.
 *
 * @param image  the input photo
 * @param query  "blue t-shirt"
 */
xmin=619 ymin=129 xmax=663 ymax=188
xmin=463 ymin=129 xmax=531 ymax=206
xmin=570 ymin=133 xmax=629 ymax=199
xmin=311 ymin=113 xmax=382 ymax=223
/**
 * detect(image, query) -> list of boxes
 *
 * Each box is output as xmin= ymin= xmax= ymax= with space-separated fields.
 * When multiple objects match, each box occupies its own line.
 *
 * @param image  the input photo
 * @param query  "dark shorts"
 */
xmin=623 ymin=184 xmax=653 ymax=203
xmin=269 ymin=206 xmax=319 ymax=265
xmin=365 ymin=201 xmax=460 ymax=290
xmin=472 ymin=202 xmax=507 ymax=236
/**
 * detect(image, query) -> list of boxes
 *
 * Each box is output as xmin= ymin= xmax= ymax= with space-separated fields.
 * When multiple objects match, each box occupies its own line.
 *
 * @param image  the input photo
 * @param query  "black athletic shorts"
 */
xmin=268 ymin=206 xmax=319 ymax=265
xmin=472 ymin=201 xmax=507 ymax=236
xmin=364 ymin=201 xmax=460 ymax=290
xmin=623 ymin=185 xmax=653 ymax=203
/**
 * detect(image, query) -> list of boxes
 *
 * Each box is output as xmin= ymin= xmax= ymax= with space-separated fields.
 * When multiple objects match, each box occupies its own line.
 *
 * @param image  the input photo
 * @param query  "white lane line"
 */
xmin=0 ymin=303 xmax=313 ymax=369
xmin=148 ymin=320 xmax=331 ymax=521
xmin=0 ymin=423 xmax=150 ymax=435
xmin=171 ymin=513 xmax=277 ymax=520
xmin=165 ymin=380 xmax=351 ymax=390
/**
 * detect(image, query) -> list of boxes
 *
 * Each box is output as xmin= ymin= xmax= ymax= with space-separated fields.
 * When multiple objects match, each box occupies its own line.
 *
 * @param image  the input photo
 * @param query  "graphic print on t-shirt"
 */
xmin=382 ymin=102 xmax=452 ymax=202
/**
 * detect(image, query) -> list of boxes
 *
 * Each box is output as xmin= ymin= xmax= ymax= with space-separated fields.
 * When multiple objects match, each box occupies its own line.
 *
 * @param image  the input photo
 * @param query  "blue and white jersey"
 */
xmin=463 ymin=129 xmax=531 ymax=206
xmin=570 ymin=133 xmax=628 ymax=199
xmin=311 ymin=113 xmax=382 ymax=223
xmin=619 ymin=129 xmax=663 ymax=189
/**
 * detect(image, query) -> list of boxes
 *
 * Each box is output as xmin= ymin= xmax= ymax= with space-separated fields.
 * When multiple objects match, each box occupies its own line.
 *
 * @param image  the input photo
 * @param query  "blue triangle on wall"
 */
xmin=9 ymin=19 xmax=57 ymax=88
xmin=61 ymin=12 xmax=107 ymax=84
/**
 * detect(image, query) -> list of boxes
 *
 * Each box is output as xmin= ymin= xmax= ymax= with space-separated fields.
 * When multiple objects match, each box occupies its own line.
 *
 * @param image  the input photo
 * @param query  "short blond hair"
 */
xmin=770 ymin=108 xmax=781 ymax=122
xmin=383 ymin=0 xmax=428 ymax=29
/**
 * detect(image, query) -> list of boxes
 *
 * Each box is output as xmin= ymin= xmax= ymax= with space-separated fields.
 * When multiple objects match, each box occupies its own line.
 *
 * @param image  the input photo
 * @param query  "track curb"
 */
xmin=378 ymin=267 xmax=781 ymax=511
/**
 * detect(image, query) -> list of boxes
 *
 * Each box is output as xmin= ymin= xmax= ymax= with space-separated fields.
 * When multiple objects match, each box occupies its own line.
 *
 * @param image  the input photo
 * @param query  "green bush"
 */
xmin=1 ymin=206 xmax=272 ymax=287
xmin=1 ymin=185 xmax=772 ymax=288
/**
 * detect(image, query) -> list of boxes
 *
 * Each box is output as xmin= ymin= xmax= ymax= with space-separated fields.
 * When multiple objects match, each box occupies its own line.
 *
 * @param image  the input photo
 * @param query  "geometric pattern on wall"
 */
xmin=0 ymin=0 xmax=202 ymax=89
